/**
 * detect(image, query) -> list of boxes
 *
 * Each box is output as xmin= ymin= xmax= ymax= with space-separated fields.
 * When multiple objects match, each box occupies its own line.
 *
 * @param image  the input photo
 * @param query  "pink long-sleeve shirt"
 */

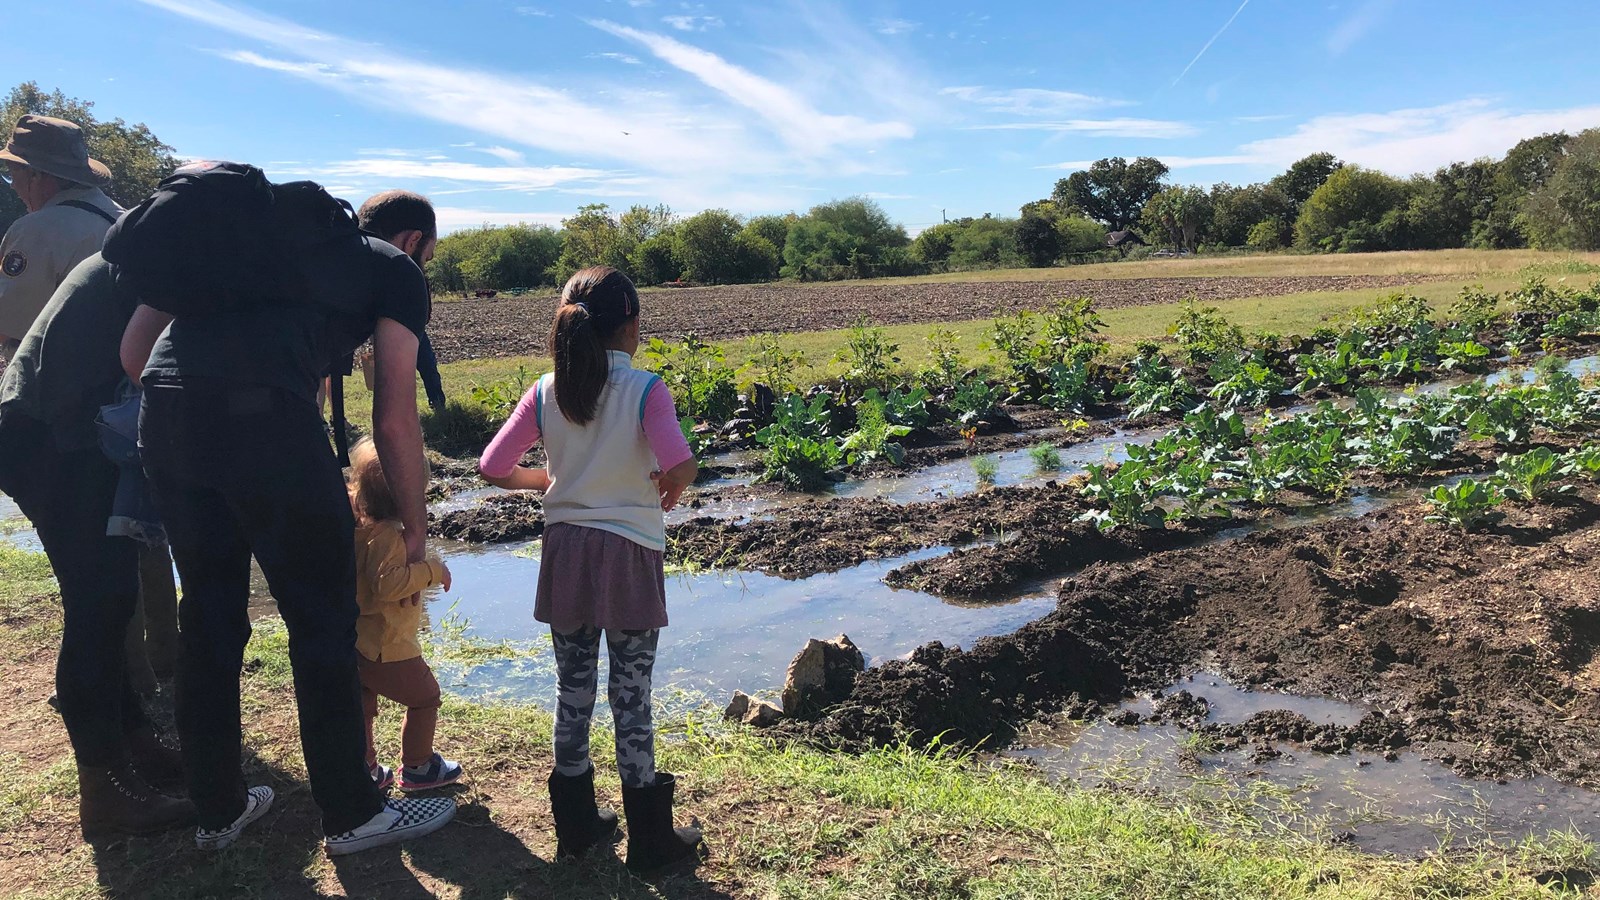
xmin=479 ymin=372 xmax=693 ymax=481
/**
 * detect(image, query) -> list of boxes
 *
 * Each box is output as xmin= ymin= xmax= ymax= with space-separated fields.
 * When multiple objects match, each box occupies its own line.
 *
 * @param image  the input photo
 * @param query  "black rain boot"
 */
xmin=548 ymin=766 xmax=619 ymax=860
xmin=78 ymin=762 xmax=197 ymax=840
xmin=127 ymin=726 xmax=186 ymax=793
xmin=622 ymin=772 xmax=706 ymax=876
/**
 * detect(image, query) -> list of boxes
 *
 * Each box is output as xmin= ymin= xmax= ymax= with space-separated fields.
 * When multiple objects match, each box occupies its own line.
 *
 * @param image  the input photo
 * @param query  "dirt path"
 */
xmin=427 ymin=274 xmax=1430 ymax=363
xmin=792 ymin=490 xmax=1600 ymax=787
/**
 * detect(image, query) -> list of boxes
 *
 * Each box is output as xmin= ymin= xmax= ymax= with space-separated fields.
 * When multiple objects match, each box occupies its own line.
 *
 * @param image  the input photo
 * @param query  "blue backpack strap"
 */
xmin=638 ymin=373 xmax=664 ymax=425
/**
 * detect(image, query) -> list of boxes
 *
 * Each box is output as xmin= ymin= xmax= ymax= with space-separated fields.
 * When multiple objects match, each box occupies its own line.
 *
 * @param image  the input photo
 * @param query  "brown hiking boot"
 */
xmin=79 ymin=763 xmax=197 ymax=840
xmin=127 ymin=726 xmax=186 ymax=792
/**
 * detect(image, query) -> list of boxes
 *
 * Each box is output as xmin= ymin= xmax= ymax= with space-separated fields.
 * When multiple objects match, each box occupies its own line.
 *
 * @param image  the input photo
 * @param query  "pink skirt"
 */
xmin=536 ymin=523 xmax=668 ymax=633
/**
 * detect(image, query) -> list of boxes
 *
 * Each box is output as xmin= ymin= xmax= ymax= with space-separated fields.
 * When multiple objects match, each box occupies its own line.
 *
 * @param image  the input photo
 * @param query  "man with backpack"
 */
xmin=355 ymin=190 xmax=447 ymax=412
xmin=112 ymin=162 xmax=455 ymax=854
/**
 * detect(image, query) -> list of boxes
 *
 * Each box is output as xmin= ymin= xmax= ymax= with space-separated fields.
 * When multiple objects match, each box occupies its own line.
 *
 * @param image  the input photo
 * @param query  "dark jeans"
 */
xmin=141 ymin=383 xmax=382 ymax=834
xmin=0 ymin=414 xmax=146 ymax=767
xmin=417 ymin=330 xmax=445 ymax=412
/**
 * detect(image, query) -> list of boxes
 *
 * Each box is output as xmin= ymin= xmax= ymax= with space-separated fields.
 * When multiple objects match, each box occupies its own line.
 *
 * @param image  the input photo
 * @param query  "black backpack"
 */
xmin=102 ymin=161 xmax=362 ymax=317
xmin=104 ymin=161 xmax=370 ymax=463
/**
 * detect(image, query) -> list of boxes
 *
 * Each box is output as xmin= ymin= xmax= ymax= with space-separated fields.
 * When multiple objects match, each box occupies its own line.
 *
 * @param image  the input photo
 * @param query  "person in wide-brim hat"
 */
xmin=0 ymin=114 xmax=113 ymax=187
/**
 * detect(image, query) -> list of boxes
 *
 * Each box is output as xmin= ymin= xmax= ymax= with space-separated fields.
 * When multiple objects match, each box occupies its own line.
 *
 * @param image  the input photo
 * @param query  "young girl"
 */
xmin=348 ymin=437 xmax=463 ymax=793
xmin=478 ymin=266 xmax=704 ymax=874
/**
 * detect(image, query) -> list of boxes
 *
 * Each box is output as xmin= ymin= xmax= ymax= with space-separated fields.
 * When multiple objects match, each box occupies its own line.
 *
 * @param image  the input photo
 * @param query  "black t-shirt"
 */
xmin=143 ymin=236 xmax=429 ymax=403
xmin=0 ymin=253 xmax=140 ymax=451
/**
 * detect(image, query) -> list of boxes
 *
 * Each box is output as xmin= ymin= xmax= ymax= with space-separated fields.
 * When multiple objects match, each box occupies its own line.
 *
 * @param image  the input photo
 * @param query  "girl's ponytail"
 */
xmin=549 ymin=266 xmax=640 ymax=425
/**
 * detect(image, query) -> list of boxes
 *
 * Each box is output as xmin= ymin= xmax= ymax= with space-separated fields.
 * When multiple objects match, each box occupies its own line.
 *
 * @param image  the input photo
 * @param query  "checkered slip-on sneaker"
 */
xmin=194 ymin=785 xmax=275 ymax=851
xmin=324 ymin=797 xmax=455 ymax=857
xmin=399 ymin=753 xmax=463 ymax=793
xmin=370 ymin=763 xmax=394 ymax=791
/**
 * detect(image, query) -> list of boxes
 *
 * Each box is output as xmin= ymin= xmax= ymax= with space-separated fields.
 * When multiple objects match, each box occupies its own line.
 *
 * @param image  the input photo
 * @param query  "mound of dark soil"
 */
xmin=793 ymin=490 xmax=1600 ymax=785
xmin=431 ymin=493 xmax=544 ymax=543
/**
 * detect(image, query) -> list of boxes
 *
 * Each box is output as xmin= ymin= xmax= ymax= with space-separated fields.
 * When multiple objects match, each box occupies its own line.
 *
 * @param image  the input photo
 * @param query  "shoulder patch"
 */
xmin=2 ymin=250 xmax=25 ymax=278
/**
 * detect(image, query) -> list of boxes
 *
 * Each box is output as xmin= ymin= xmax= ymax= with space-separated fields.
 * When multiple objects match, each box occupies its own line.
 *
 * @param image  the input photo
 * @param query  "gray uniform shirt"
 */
xmin=0 ymin=186 xmax=122 ymax=341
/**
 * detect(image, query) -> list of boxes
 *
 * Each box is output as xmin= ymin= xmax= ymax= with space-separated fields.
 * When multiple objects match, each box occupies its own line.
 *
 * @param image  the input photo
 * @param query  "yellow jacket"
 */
xmin=355 ymin=520 xmax=446 ymax=662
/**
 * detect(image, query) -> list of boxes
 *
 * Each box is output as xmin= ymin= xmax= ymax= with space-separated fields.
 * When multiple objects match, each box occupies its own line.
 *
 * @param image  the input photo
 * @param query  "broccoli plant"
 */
xmin=1495 ymin=447 xmax=1571 ymax=501
xmin=1424 ymin=479 xmax=1504 ymax=530
xmin=1079 ymin=459 xmax=1167 ymax=531
xmin=1118 ymin=352 xmax=1198 ymax=421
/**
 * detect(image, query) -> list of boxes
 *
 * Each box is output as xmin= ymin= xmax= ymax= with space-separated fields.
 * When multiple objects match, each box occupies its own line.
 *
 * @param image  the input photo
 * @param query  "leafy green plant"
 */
xmin=745 ymin=333 xmax=809 ymax=394
xmin=1079 ymin=460 xmax=1166 ymax=531
xmin=1355 ymin=293 xmax=1433 ymax=334
xmin=1293 ymin=342 xmax=1359 ymax=394
xmin=765 ymin=393 xmax=838 ymax=439
xmin=1208 ymin=357 xmax=1286 ymax=409
xmin=971 ymin=455 xmax=999 ymax=486
xmin=1028 ymin=443 xmax=1062 ymax=473
xmin=755 ymin=431 xmax=844 ymax=491
xmin=1448 ymin=285 xmax=1500 ymax=334
xmin=1039 ymin=297 xmax=1106 ymax=359
xmin=950 ymin=377 xmax=1003 ymax=425
xmin=1424 ymin=479 xmax=1504 ymax=530
xmin=1560 ymin=444 xmax=1600 ymax=480
xmin=873 ymin=387 xmax=933 ymax=429
xmin=467 ymin=365 xmax=533 ymax=419
xmin=841 ymin=395 xmax=912 ymax=466
xmin=1495 ymin=447 xmax=1571 ymax=501
xmin=1438 ymin=339 xmax=1491 ymax=373
xmin=1042 ymin=360 xmax=1100 ymax=413
xmin=642 ymin=335 xmax=739 ymax=423
xmin=920 ymin=327 xmax=966 ymax=391
xmin=838 ymin=318 xmax=901 ymax=391
xmin=1118 ymin=352 xmax=1198 ymax=420
xmin=679 ymin=416 xmax=714 ymax=458
xmin=1170 ymin=299 xmax=1244 ymax=366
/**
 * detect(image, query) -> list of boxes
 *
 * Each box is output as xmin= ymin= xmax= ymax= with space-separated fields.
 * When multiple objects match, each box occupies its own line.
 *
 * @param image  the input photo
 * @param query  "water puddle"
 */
xmin=0 ymin=493 xmax=40 ymax=553
xmin=431 ymin=542 xmax=1057 ymax=710
xmin=1009 ymin=672 xmax=1600 ymax=856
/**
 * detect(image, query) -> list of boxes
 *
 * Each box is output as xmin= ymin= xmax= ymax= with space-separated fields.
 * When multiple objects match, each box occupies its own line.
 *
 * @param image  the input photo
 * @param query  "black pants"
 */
xmin=141 ymin=383 xmax=382 ymax=834
xmin=417 ymin=330 xmax=446 ymax=412
xmin=0 ymin=415 xmax=146 ymax=767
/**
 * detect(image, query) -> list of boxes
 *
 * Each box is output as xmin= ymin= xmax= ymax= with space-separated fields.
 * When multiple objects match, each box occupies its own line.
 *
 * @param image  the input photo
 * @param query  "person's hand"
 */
xmin=437 ymin=561 xmax=453 ymax=592
xmin=651 ymin=470 xmax=688 ymax=512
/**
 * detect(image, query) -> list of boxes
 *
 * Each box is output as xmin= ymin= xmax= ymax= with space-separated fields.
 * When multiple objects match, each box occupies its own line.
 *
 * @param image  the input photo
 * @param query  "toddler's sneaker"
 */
xmin=399 ymin=753 xmax=463 ymax=792
xmin=324 ymin=797 xmax=455 ymax=856
xmin=370 ymin=763 xmax=394 ymax=791
xmin=195 ymin=785 xmax=275 ymax=851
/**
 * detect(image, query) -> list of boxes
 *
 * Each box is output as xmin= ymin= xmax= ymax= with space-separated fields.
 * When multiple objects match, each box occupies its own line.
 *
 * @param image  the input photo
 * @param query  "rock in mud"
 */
xmin=781 ymin=635 xmax=866 ymax=718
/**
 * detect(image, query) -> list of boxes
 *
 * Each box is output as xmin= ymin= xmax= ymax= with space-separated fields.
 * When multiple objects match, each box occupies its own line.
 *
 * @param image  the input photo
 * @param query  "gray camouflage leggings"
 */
xmin=551 ymin=626 xmax=659 ymax=788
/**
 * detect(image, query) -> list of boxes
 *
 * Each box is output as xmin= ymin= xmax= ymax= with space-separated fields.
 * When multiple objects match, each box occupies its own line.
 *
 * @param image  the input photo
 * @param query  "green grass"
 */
xmin=0 ymin=545 xmax=1593 ymax=897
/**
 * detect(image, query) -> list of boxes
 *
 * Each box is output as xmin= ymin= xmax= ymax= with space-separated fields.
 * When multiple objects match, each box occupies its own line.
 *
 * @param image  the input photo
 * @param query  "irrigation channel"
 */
xmin=6 ymin=352 xmax=1600 ymax=858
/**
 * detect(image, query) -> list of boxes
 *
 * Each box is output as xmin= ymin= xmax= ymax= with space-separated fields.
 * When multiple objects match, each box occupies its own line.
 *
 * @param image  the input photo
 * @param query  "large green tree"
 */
xmin=1 ymin=82 xmax=179 ymax=235
xmin=674 ymin=209 xmax=744 ymax=284
xmin=780 ymin=196 xmax=907 ymax=279
xmin=1142 ymin=185 xmax=1214 ymax=253
xmin=1525 ymin=129 xmax=1600 ymax=251
xmin=1269 ymin=152 xmax=1344 ymax=208
xmin=1013 ymin=213 xmax=1063 ymax=267
xmin=427 ymin=223 xmax=562 ymax=292
xmin=1051 ymin=157 xmax=1170 ymax=232
xmin=1294 ymin=166 xmax=1409 ymax=252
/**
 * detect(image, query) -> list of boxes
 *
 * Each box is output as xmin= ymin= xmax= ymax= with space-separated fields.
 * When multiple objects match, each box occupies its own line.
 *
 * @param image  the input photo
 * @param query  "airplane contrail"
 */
xmin=1172 ymin=0 xmax=1252 ymax=87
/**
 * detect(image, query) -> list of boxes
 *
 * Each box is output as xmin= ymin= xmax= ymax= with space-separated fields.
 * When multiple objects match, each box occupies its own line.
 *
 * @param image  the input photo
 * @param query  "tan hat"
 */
xmin=0 ymin=115 xmax=112 ymax=187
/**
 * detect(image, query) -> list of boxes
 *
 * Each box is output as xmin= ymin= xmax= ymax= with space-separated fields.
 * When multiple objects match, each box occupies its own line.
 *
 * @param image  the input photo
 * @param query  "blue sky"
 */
xmin=13 ymin=1 xmax=1600 ymax=234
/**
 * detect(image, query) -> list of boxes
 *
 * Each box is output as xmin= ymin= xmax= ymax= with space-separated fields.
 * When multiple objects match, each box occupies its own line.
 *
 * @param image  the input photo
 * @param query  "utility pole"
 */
xmin=941 ymin=209 xmax=947 ymax=224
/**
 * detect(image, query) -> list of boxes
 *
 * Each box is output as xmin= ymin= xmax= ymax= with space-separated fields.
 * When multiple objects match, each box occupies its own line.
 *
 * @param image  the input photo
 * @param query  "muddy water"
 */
xmin=1010 ymin=672 xmax=1600 ymax=856
xmin=431 ymin=541 xmax=1057 ymax=710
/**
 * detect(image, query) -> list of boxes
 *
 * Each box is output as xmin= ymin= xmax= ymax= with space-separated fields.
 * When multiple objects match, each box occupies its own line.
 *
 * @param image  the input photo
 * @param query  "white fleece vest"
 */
xmin=536 ymin=351 xmax=667 ymax=551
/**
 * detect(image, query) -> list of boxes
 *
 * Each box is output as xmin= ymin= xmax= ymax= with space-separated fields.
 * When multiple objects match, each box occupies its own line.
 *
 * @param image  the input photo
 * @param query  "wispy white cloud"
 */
xmin=1041 ymin=100 xmax=1600 ymax=177
xmin=514 ymin=6 xmax=552 ymax=17
xmin=942 ymin=86 xmax=1131 ymax=116
xmin=873 ymin=17 xmax=917 ymax=36
xmin=284 ymin=158 xmax=621 ymax=193
xmin=1241 ymin=99 xmax=1600 ymax=173
xmin=1327 ymin=0 xmax=1398 ymax=56
xmin=434 ymin=207 xmax=568 ymax=233
xmin=971 ymin=118 xmax=1198 ymax=139
xmin=589 ymin=51 xmax=642 ymax=65
xmin=144 ymin=0 xmax=766 ymax=177
xmin=662 ymin=14 xmax=721 ymax=31
xmin=1173 ymin=0 xmax=1251 ymax=87
xmin=476 ymin=146 xmax=528 ymax=165
xmin=592 ymin=19 xmax=915 ymax=158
